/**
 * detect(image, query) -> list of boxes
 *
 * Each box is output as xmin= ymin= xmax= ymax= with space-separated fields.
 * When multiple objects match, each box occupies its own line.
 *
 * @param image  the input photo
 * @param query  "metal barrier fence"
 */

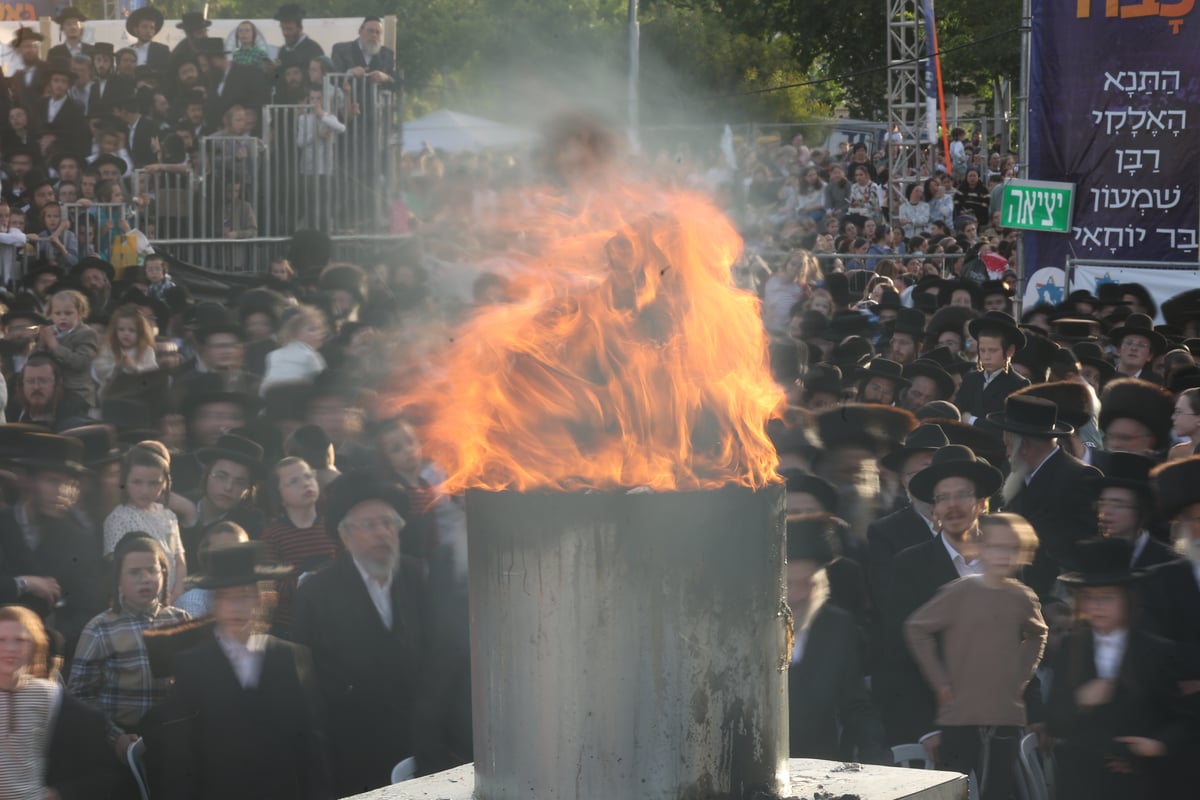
xmin=62 ymin=202 xmax=142 ymax=265
xmin=147 ymin=233 xmax=414 ymax=275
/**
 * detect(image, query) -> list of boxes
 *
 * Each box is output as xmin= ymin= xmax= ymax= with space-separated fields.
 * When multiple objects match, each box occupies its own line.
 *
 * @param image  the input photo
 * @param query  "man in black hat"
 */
xmin=0 ymin=432 xmax=105 ymax=655
xmin=798 ymin=363 xmax=843 ymax=410
xmin=868 ymin=424 xmax=950 ymax=615
xmin=1109 ymin=313 xmax=1166 ymax=383
xmin=126 ymin=6 xmax=169 ymax=74
xmin=886 ymin=307 xmax=925 ymax=366
xmin=989 ymin=394 xmax=1099 ymax=597
xmin=955 ymin=311 xmax=1031 ymax=421
xmin=10 ymin=27 xmax=46 ymax=109
xmin=1098 ymin=378 xmax=1174 ymax=458
xmin=162 ymin=542 xmax=333 ymax=800
xmin=275 ymin=4 xmax=325 ymax=79
xmin=173 ymin=322 xmax=260 ymax=400
xmin=875 ymin=445 xmax=1003 ymax=752
xmin=0 ymin=303 xmax=47 ymax=387
xmin=203 ymin=39 xmax=269 ymax=132
xmin=88 ymin=42 xmax=131 ymax=118
xmin=37 ymin=61 xmax=88 ymax=162
xmin=856 ymin=357 xmax=909 ymax=406
xmin=1144 ymin=456 xmax=1200 ymax=677
xmin=1088 ymin=451 xmax=1177 ymax=569
xmin=291 ymin=472 xmax=432 ymax=794
xmin=168 ymin=11 xmax=212 ymax=81
xmin=110 ymin=90 xmax=164 ymax=170
xmin=70 ymin=256 xmax=115 ymax=315
xmin=786 ymin=513 xmax=889 ymax=764
xmin=900 ymin=359 xmax=955 ymax=413
xmin=50 ymin=7 xmax=92 ymax=62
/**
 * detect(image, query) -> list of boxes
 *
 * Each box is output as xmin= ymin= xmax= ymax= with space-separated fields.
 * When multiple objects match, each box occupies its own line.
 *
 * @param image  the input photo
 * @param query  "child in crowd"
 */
xmin=35 ymin=201 xmax=80 ymax=268
xmin=68 ymin=533 xmax=190 ymax=756
xmin=37 ymin=288 xmax=100 ymax=407
xmin=93 ymin=303 xmax=158 ymax=390
xmin=143 ymin=253 xmax=177 ymax=302
xmin=905 ymin=513 xmax=1048 ymax=800
xmin=173 ymin=521 xmax=250 ymax=618
xmin=103 ymin=444 xmax=187 ymax=600
xmin=0 ymin=201 xmax=30 ymax=287
xmin=259 ymin=304 xmax=327 ymax=393
xmin=92 ymin=179 xmax=151 ymax=265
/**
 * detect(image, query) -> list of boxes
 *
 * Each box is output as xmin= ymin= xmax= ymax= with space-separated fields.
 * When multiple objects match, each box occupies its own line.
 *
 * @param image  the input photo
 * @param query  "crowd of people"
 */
xmin=0 ymin=3 xmax=397 ymax=282
xmin=0 ymin=54 xmax=1196 ymax=800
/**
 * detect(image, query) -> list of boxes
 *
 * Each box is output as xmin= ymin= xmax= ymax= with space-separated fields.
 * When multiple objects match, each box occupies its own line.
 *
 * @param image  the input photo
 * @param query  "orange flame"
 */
xmin=398 ymin=181 xmax=783 ymax=493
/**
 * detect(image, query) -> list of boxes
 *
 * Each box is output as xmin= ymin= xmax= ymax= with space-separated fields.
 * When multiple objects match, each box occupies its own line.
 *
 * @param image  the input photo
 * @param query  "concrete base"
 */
xmin=346 ymin=760 xmax=967 ymax=800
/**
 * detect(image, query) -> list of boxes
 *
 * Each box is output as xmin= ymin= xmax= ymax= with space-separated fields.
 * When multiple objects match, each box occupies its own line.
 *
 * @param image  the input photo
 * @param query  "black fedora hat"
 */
xmin=11 ymin=27 xmax=43 ymax=47
xmin=921 ymin=345 xmax=974 ymax=375
xmin=891 ymin=307 xmax=926 ymax=338
xmin=1151 ymin=455 xmax=1200 ymax=522
xmin=1108 ymin=313 xmax=1168 ymax=356
xmin=785 ymin=513 xmax=841 ymax=566
xmin=177 ymin=12 xmax=212 ymax=31
xmin=1087 ymin=451 xmax=1154 ymax=501
xmin=196 ymin=433 xmax=264 ymax=477
xmin=90 ymin=41 xmax=114 ymax=57
xmin=780 ymin=469 xmax=840 ymax=514
xmin=54 ymin=6 xmax=87 ymax=25
xmin=935 ymin=419 xmax=1007 ymax=470
xmin=100 ymin=398 xmax=161 ymax=444
xmin=1012 ymin=333 xmax=1060 ymax=384
xmin=1095 ymin=282 xmax=1130 ymax=307
xmin=1011 ymin=381 xmax=1093 ymax=430
xmin=980 ymin=279 xmax=1015 ymax=301
xmin=12 ymin=433 xmax=90 ymax=476
xmin=881 ymin=423 xmax=950 ymax=473
xmin=871 ymin=287 xmax=903 ymax=313
xmin=1051 ymin=317 xmax=1101 ymax=344
xmin=902 ymin=359 xmax=955 ymax=401
xmin=274 ymin=3 xmax=305 ymax=21
xmin=968 ymin=310 xmax=1026 ymax=352
xmin=126 ymin=6 xmax=164 ymax=36
xmin=0 ymin=424 xmax=46 ymax=464
xmin=70 ymin=255 xmax=115 ymax=283
xmin=1064 ymin=288 xmax=1101 ymax=310
xmin=1059 ymin=537 xmax=1146 ymax=587
xmin=196 ymin=37 xmax=227 ymax=57
xmin=816 ymin=403 xmax=918 ymax=454
xmin=1072 ymin=341 xmax=1116 ymax=383
xmin=908 ymin=443 xmax=1003 ymax=504
xmin=143 ymin=618 xmax=215 ymax=678
xmin=856 ymin=357 xmax=911 ymax=388
xmin=986 ymin=395 xmax=1074 ymax=438
xmin=193 ymin=542 xmax=290 ymax=590
xmin=91 ymin=153 xmax=128 ymax=175
xmin=60 ymin=424 xmax=123 ymax=468
xmin=800 ymin=363 xmax=844 ymax=397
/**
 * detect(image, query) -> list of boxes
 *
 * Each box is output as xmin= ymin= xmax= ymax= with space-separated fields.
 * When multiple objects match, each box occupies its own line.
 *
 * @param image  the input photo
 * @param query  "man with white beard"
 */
xmin=291 ymin=473 xmax=431 ymax=796
xmin=331 ymin=17 xmax=396 ymax=85
xmin=987 ymin=395 xmax=1099 ymax=598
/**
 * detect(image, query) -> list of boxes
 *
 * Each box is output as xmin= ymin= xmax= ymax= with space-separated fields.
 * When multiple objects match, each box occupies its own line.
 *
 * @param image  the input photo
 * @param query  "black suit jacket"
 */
xmin=866 ymin=504 xmax=934 ymax=622
xmin=330 ymin=41 xmax=397 ymax=84
xmin=954 ymin=367 xmax=1030 ymax=420
xmin=39 ymin=95 xmax=88 ymax=157
xmin=126 ymin=115 xmax=164 ymax=169
xmin=145 ymin=42 xmax=171 ymax=77
xmin=1003 ymin=448 xmax=1100 ymax=598
xmin=1133 ymin=536 xmax=1178 ymax=570
xmin=873 ymin=533 xmax=960 ymax=744
xmin=88 ymin=75 xmax=134 ymax=118
xmin=1143 ymin=559 xmax=1200 ymax=677
xmin=291 ymin=552 xmax=430 ymax=797
xmin=206 ymin=64 xmax=268 ymax=129
xmin=0 ymin=506 xmax=105 ymax=655
xmin=47 ymin=691 xmax=124 ymax=800
xmin=790 ymin=602 xmax=888 ymax=763
xmin=163 ymin=634 xmax=332 ymax=800
xmin=1047 ymin=628 xmax=1192 ymax=800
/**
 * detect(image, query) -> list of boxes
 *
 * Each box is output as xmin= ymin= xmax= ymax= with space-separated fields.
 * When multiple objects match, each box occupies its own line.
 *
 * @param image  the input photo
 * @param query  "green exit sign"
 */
xmin=1000 ymin=179 xmax=1076 ymax=234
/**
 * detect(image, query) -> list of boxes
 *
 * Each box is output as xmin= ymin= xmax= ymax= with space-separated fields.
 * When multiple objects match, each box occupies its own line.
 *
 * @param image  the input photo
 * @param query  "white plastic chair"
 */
xmin=127 ymin=738 xmax=150 ymax=800
xmin=390 ymin=756 xmax=417 ymax=784
xmin=1017 ymin=732 xmax=1050 ymax=800
xmin=892 ymin=742 xmax=936 ymax=769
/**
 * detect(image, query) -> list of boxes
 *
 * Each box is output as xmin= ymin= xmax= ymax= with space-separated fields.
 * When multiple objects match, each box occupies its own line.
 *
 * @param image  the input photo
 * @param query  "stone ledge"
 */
xmin=346 ymin=760 xmax=968 ymax=800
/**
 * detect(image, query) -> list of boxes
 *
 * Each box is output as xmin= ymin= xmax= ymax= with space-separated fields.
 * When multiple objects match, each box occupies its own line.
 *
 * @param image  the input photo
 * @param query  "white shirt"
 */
xmin=1025 ymin=447 xmax=1060 ymax=486
xmin=790 ymin=628 xmax=808 ymax=665
xmin=1093 ymin=628 xmax=1128 ymax=680
xmin=47 ymin=96 xmax=66 ymax=123
xmin=353 ymin=557 xmax=394 ymax=630
xmin=215 ymin=630 xmax=268 ymax=689
xmin=941 ymin=534 xmax=982 ymax=578
xmin=1131 ymin=531 xmax=1150 ymax=566
xmin=132 ymin=41 xmax=152 ymax=65
xmin=981 ymin=367 xmax=1004 ymax=391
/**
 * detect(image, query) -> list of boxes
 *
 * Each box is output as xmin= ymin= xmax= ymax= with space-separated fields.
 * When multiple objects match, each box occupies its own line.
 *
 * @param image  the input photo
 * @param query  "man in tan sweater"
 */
xmin=905 ymin=513 xmax=1048 ymax=800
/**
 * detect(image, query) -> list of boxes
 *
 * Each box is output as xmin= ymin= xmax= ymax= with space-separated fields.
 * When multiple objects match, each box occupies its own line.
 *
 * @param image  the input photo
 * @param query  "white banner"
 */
xmin=1070 ymin=264 xmax=1200 ymax=325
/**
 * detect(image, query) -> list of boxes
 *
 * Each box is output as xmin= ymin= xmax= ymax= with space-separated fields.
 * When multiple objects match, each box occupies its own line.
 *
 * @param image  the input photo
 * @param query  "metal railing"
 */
xmin=62 ymin=202 xmax=142 ymax=264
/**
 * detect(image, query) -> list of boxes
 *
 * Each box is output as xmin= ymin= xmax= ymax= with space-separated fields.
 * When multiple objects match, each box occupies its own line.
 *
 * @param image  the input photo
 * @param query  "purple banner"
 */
xmin=1026 ymin=1 xmax=1200 ymax=271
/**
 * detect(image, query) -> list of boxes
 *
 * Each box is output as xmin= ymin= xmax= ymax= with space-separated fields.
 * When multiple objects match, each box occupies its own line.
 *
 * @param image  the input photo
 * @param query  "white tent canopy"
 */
xmin=402 ymin=109 xmax=537 ymax=153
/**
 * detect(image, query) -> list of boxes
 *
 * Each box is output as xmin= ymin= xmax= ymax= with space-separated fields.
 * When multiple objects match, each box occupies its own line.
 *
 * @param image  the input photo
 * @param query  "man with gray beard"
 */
xmin=291 ymin=473 xmax=430 ymax=796
xmin=987 ymin=395 xmax=1099 ymax=599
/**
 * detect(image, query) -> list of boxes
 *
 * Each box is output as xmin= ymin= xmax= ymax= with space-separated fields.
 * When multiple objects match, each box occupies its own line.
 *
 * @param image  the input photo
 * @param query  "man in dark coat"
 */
xmin=873 ymin=445 xmax=1003 ymax=751
xmin=1143 ymin=457 xmax=1200 ymax=675
xmin=162 ymin=543 xmax=332 ymax=800
xmin=274 ymin=4 xmax=325 ymax=88
xmin=88 ymin=43 xmax=133 ymax=119
xmin=0 ymin=432 xmax=105 ymax=657
xmin=126 ymin=7 xmax=170 ymax=77
xmin=37 ymin=62 xmax=88 ymax=158
xmin=787 ymin=515 xmax=889 ymax=763
xmin=330 ymin=17 xmax=397 ymax=85
xmin=989 ymin=395 xmax=1101 ymax=598
xmin=48 ymin=7 xmax=93 ymax=63
xmin=291 ymin=474 xmax=430 ymax=797
xmin=201 ymin=39 xmax=270 ymax=131
xmin=1086 ymin=451 xmax=1178 ymax=570
xmin=954 ymin=312 xmax=1031 ymax=422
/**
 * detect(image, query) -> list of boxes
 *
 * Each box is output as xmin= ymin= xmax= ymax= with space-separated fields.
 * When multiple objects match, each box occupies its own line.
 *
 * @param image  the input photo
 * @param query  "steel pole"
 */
xmin=1016 ymin=0 xmax=1032 ymax=313
xmin=628 ymin=0 xmax=640 ymax=152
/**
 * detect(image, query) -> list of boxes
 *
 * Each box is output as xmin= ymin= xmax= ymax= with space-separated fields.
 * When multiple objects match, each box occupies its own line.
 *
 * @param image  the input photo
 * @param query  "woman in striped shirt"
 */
xmin=260 ymin=457 xmax=337 ymax=637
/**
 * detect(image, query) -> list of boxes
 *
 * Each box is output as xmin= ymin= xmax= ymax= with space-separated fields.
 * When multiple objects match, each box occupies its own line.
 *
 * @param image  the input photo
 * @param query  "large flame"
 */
xmin=399 ymin=181 xmax=783 ymax=493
